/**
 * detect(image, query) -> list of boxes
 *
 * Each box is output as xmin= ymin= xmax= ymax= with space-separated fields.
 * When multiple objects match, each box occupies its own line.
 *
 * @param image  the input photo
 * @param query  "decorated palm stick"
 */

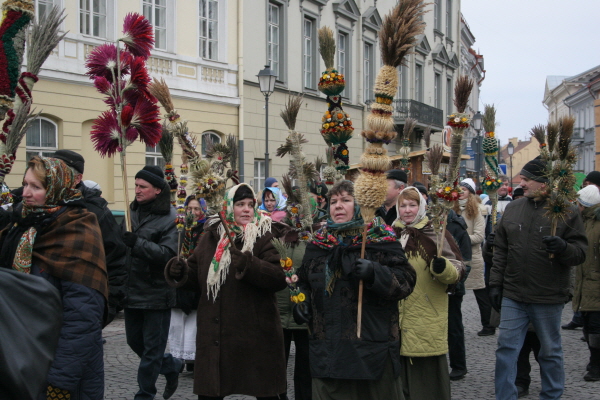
xmin=87 ymin=13 xmax=161 ymax=231
xmin=398 ymin=117 xmax=417 ymax=174
xmin=481 ymin=104 xmax=503 ymax=227
xmin=277 ymin=94 xmax=319 ymax=238
xmin=354 ymin=0 xmax=427 ymax=338
xmin=317 ymin=27 xmax=354 ymax=175
xmin=0 ymin=2 xmax=65 ymax=188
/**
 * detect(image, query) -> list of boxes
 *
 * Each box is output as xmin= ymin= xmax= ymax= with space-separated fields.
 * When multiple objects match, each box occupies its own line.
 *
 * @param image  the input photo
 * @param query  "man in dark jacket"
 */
xmin=53 ymin=150 xmax=127 ymax=325
xmin=122 ymin=166 xmax=181 ymax=400
xmin=376 ymin=169 xmax=407 ymax=225
xmin=446 ymin=209 xmax=472 ymax=381
xmin=490 ymin=158 xmax=588 ymax=400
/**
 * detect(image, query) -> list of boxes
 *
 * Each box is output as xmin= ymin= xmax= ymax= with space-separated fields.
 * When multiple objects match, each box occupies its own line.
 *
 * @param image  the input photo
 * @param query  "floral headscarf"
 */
xmin=259 ymin=186 xmax=287 ymax=213
xmin=15 ymin=157 xmax=82 ymax=273
xmin=206 ymin=183 xmax=271 ymax=301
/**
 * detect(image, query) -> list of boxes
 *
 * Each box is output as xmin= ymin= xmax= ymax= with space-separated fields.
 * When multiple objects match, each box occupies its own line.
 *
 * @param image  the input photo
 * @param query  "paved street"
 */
xmin=103 ymin=292 xmax=600 ymax=399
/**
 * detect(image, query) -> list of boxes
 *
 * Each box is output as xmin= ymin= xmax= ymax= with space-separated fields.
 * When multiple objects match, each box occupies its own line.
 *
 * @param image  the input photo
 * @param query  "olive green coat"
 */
xmin=573 ymin=204 xmax=600 ymax=312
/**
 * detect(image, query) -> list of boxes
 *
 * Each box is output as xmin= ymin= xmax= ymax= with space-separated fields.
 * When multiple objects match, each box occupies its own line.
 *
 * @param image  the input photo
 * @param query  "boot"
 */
xmin=584 ymin=335 xmax=600 ymax=382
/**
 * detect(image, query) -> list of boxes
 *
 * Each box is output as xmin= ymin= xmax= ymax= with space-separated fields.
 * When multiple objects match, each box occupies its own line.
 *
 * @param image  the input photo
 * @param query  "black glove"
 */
xmin=431 ymin=256 xmax=447 ymax=274
xmin=168 ymin=257 xmax=187 ymax=279
xmin=542 ymin=236 xmax=567 ymax=255
xmin=487 ymin=232 xmax=496 ymax=246
xmin=230 ymin=247 xmax=250 ymax=272
xmin=489 ymin=286 xmax=503 ymax=312
xmin=293 ymin=298 xmax=312 ymax=324
xmin=122 ymin=232 xmax=138 ymax=248
xmin=352 ymin=258 xmax=375 ymax=283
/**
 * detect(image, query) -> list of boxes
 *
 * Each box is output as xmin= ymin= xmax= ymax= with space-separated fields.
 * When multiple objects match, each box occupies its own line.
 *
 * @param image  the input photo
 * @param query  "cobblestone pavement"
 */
xmin=104 ymin=292 xmax=600 ymax=400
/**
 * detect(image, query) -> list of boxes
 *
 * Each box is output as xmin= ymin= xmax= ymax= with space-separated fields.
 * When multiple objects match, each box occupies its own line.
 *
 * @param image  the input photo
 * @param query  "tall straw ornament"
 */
xmin=317 ymin=27 xmax=354 ymax=176
xmin=480 ymin=104 xmax=503 ymax=227
xmin=354 ymin=0 xmax=427 ymax=338
xmin=86 ymin=13 xmax=161 ymax=231
xmin=398 ymin=117 xmax=417 ymax=173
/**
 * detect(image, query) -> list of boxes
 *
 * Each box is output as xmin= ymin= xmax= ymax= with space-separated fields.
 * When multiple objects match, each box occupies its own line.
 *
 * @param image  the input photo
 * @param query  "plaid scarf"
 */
xmin=206 ymin=184 xmax=271 ymax=301
xmin=15 ymin=158 xmax=82 ymax=273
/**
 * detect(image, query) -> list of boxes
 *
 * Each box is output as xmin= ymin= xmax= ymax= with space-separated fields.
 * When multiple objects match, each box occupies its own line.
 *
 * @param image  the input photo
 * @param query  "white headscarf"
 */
xmin=395 ymin=186 xmax=427 ymax=227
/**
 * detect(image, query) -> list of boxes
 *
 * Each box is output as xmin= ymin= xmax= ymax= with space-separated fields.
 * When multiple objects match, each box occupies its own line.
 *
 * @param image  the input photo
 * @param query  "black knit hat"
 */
xmin=135 ymin=165 xmax=166 ymax=189
xmin=585 ymin=171 xmax=600 ymax=187
xmin=513 ymin=187 xmax=524 ymax=198
xmin=386 ymin=169 xmax=408 ymax=184
xmin=520 ymin=159 xmax=548 ymax=183
xmin=53 ymin=150 xmax=85 ymax=174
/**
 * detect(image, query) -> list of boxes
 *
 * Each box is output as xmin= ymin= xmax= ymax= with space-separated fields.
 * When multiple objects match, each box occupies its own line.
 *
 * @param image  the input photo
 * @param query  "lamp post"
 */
xmin=257 ymin=65 xmax=278 ymax=180
xmin=507 ymin=141 xmax=514 ymax=188
xmin=471 ymin=111 xmax=483 ymax=187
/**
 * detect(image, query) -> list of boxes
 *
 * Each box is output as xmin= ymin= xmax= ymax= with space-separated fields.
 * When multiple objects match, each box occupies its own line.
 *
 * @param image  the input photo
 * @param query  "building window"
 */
xmin=447 ymin=77 xmax=453 ymax=115
xmin=199 ymin=0 xmax=218 ymax=60
xmin=445 ymin=0 xmax=452 ymax=38
xmin=364 ymin=42 xmax=374 ymax=102
xmin=267 ymin=2 xmax=281 ymax=79
xmin=37 ymin=0 xmax=59 ymax=20
xmin=143 ymin=0 xmax=167 ymax=51
xmin=415 ymin=63 xmax=423 ymax=102
xmin=254 ymin=159 xmax=265 ymax=190
xmin=201 ymin=131 xmax=221 ymax=157
xmin=145 ymin=145 xmax=165 ymax=168
xmin=26 ymin=118 xmax=58 ymax=161
xmin=434 ymin=0 xmax=441 ymax=31
xmin=80 ymin=0 xmax=107 ymax=38
xmin=303 ymin=17 xmax=316 ymax=90
xmin=398 ymin=65 xmax=408 ymax=99
xmin=338 ymin=31 xmax=349 ymax=98
xmin=434 ymin=73 xmax=442 ymax=109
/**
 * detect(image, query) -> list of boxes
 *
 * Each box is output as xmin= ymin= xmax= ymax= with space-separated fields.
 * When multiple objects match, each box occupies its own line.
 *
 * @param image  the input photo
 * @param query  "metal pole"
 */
xmin=265 ymin=95 xmax=269 ymax=178
xmin=510 ymin=154 xmax=513 ymax=189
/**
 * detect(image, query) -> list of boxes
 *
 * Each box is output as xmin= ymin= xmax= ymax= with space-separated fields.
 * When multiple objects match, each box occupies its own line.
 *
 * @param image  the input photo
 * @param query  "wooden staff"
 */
xmin=218 ymin=211 xmax=237 ymax=250
xmin=357 ymin=224 xmax=368 ymax=338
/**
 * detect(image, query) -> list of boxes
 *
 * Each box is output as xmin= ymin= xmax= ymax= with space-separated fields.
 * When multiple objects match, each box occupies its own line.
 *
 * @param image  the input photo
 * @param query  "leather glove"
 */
xmin=487 ymin=232 xmax=496 ymax=246
xmin=431 ymin=256 xmax=447 ymax=274
xmin=293 ymin=297 xmax=312 ymax=324
xmin=122 ymin=232 xmax=138 ymax=248
xmin=542 ymin=236 xmax=567 ymax=255
xmin=168 ymin=257 xmax=187 ymax=279
xmin=352 ymin=258 xmax=375 ymax=283
xmin=230 ymin=247 xmax=250 ymax=272
xmin=489 ymin=286 xmax=503 ymax=312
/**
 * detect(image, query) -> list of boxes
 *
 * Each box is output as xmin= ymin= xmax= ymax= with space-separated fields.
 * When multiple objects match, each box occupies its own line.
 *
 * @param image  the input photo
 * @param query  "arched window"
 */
xmin=201 ymin=131 xmax=221 ymax=156
xmin=26 ymin=117 xmax=58 ymax=161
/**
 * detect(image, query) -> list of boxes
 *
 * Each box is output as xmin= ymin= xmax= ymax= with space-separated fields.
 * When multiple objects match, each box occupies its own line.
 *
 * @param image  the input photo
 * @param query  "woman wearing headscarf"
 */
xmin=168 ymin=195 xmax=208 ymax=370
xmin=392 ymin=186 xmax=465 ymax=400
xmin=0 ymin=156 xmax=108 ymax=400
xmin=294 ymin=180 xmax=416 ymax=400
xmin=166 ymin=183 xmax=288 ymax=400
xmin=455 ymin=178 xmax=493 ymax=336
xmin=259 ymin=186 xmax=287 ymax=222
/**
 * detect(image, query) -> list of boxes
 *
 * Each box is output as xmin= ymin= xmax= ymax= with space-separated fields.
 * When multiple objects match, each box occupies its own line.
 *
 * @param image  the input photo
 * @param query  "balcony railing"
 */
xmin=366 ymin=99 xmax=444 ymax=128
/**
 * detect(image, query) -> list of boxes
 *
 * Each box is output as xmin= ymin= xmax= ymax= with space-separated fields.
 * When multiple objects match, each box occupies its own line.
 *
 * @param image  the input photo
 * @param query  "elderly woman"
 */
xmin=455 ymin=178 xmax=492 ymax=336
xmin=393 ymin=186 xmax=465 ymax=400
xmin=294 ymin=180 xmax=416 ymax=400
xmin=167 ymin=183 xmax=288 ymax=400
xmin=0 ymin=156 xmax=108 ymax=399
xmin=259 ymin=186 xmax=287 ymax=222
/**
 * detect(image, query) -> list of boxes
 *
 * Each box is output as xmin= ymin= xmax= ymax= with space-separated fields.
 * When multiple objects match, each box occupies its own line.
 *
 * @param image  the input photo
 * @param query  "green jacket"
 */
xmin=573 ymin=204 xmax=600 ymax=312
xmin=276 ymin=242 xmax=308 ymax=330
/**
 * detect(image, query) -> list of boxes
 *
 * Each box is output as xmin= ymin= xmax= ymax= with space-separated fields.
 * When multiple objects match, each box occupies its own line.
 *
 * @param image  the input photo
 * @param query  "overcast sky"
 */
xmin=460 ymin=0 xmax=600 ymax=145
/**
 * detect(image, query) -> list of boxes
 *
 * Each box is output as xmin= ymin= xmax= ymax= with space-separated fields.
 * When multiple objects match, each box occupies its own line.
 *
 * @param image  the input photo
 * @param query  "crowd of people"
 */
xmin=1 ymin=151 xmax=600 ymax=400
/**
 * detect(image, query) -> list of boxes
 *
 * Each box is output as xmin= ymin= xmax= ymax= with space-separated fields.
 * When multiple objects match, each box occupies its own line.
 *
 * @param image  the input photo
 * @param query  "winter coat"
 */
xmin=122 ymin=189 xmax=178 ymax=309
xmin=491 ymin=197 xmax=587 ymax=304
xmin=446 ymin=210 xmax=472 ymax=296
xmin=376 ymin=204 xmax=397 ymax=226
xmin=394 ymin=218 xmax=464 ymax=357
xmin=573 ymin=204 xmax=600 ymax=312
xmin=78 ymin=184 xmax=127 ymax=320
xmin=298 ymin=233 xmax=416 ymax=380
xmin=462 ymin=203 xmax=487 ymax=290
xmin=183 ymin=220 xmax=288 ymax=397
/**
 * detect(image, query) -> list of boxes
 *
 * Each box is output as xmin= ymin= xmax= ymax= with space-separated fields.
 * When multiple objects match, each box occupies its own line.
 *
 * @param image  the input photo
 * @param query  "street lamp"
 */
xmin=471 ymin=111 xmax=483 ymax=187
xmin=507 ymin=142 xmax=514 ymax=189
xmin=257 ymin=65 xmax=278 ymax=179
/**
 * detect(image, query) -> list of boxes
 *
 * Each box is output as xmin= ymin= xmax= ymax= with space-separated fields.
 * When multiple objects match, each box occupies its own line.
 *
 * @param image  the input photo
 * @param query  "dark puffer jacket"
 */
xmin=122 ymin=188 xmax=178 ymax=309
xmin=491 ymin=197 xmax=587 ymax=304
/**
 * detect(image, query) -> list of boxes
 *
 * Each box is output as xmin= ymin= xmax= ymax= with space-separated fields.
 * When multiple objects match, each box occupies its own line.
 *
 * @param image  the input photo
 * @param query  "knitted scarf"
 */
xmin=15 ymin=158 xmax=82 ymax=273
xmin=206 ymin=183 xmax=271 ymax=301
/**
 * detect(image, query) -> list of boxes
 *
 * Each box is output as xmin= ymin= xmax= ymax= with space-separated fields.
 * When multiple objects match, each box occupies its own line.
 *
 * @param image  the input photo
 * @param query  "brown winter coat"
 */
xmin=183 ymin=220 xmax=288 ymax=397
xmin=573 ymin=204 xmax=600 ymax=312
